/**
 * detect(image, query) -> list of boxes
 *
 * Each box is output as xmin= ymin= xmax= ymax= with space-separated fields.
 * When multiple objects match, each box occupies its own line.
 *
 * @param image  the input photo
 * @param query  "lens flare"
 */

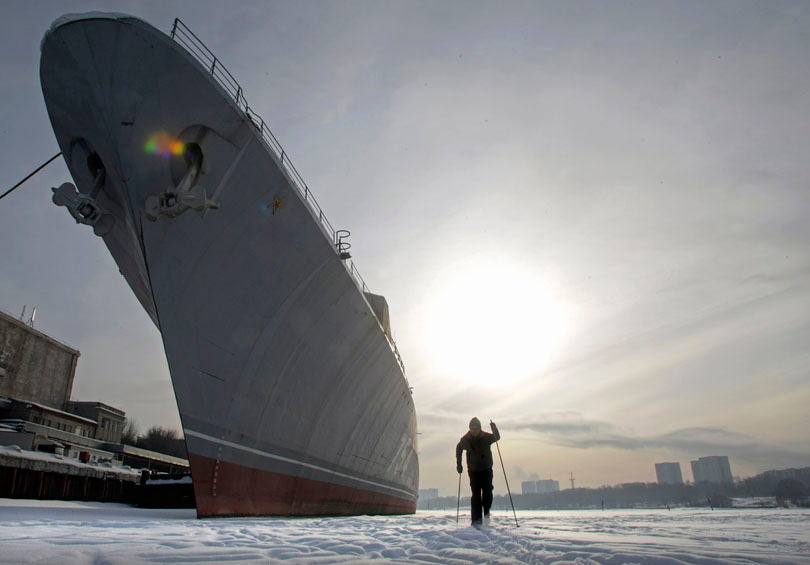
xmin=144 ymin=132 xmax=184 ymax=158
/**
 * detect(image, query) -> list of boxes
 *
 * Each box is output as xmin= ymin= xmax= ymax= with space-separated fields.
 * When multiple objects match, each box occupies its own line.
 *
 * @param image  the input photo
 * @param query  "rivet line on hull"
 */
xmin=212 ymin=445 xmax=222 ymax=497
xmin=184 ymin=429 xmax=416 ymax=500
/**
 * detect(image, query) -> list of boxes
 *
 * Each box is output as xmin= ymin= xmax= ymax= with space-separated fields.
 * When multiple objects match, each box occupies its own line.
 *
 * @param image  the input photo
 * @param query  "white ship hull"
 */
xmin=41 ymin=13 xmax=418 ymax=516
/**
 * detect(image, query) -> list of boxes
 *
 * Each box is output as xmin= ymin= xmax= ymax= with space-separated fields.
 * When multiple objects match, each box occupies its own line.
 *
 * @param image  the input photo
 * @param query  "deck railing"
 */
xmin=169 ymin=18 xmax=405 ymax=375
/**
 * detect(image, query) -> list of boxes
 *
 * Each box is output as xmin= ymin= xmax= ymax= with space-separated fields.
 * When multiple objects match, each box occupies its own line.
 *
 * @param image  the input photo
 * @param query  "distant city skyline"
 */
xmin=691 ymin=455 xmax=734 ymax=485
xmin=521 ymin=479 xmax=560 ymax=496
xmin=655 ymin=462 xmax=684 ymax=486
xmin=2 ymin=1 xmax=809 ymax=496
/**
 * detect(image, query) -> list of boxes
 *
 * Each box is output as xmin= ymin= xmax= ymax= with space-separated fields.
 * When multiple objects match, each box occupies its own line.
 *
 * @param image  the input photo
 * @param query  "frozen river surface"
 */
xmin=0 ymin=499 xmax=808 ymax=564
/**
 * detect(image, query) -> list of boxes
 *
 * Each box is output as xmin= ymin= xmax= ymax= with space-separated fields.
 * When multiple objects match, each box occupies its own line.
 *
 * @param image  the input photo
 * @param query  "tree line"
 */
xmin=419 ymin=467 xmax=810 ymax=510
xmin=121 ymin=419 xmax=187 ymax=459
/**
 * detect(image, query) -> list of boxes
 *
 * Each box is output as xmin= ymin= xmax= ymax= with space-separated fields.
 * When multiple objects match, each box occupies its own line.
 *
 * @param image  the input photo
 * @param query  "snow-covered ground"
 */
xmin=0 ymin=499 xmax=808 ymax=564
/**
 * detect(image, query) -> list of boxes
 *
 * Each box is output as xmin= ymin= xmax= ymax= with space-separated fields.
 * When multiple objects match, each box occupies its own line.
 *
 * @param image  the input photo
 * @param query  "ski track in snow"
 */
xmin=0 ymin=500 xmax=808 ymax=564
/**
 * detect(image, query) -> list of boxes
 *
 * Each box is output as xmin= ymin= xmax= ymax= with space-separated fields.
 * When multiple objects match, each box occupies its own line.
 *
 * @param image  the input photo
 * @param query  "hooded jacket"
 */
xmin=456 ymin=423 xmax=500 ymax=472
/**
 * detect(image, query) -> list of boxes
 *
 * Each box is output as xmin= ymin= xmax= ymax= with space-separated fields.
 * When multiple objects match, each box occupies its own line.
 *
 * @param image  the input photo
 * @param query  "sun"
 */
xmin=420 ymin=256 xmax=575 ymax=387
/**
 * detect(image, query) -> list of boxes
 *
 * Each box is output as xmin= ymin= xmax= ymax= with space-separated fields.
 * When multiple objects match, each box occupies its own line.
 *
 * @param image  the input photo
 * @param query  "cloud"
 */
xmin=512 ymin=466 xmax=539 ymax=482
xmin=507 ymin=413 xmax=809 ymax=469
xmin=416 ymin=410 xmax=462 ymax=427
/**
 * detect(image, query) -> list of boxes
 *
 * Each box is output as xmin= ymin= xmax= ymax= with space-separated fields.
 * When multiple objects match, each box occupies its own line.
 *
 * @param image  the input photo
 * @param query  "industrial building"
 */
xmin=0 ymin=308 xmax=186 ymax=472
xmin=691 ymin=456 xmax=734 ymax=484
xmin=0 ymin=397 xmax=97 ymax=438
xmin=65 ymin=401 xmax=126 ymax=443
xmin=521 ymin=479 xmax=560 ymax=495
xmin=655 ymin=462 xmax=684 ymax=485
xmin=536 ymin=479 xmax=560 ymax=493
xmin=418 ymin=488 xmax=439 ymax=501
xmin=0 ymin=309 xmax=79 ymax=409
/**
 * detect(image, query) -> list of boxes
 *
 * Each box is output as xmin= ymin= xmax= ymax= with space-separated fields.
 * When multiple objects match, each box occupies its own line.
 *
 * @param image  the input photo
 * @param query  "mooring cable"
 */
xmin=0 ymin=152 xmax=62 ymax=201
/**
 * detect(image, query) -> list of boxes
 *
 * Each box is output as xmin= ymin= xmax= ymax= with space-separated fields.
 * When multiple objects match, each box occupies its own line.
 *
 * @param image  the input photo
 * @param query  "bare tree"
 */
xmin=139 ymin=425 xmax=186 ymax=458
xmin=121 ymin=418 xmax=139 ymax=446
xmin=775 ymin=479 xmax=806 ymax=506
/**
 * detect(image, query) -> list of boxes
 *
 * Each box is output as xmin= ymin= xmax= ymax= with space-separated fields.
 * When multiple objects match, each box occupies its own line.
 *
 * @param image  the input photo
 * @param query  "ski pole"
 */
xmin=456 ymin=471 xmax=461 ymax=524
xmin=493 ymin=423 xmax=519 ymax=527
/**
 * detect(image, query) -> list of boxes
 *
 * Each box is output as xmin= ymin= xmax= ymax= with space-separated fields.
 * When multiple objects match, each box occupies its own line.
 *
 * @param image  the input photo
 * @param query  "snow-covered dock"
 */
xmin=0 ymin=445 xmax=139 ymax=480
xmin=0 ymin=499 xmax=808 ymax=563
xmin=0 ymin=445 xmax=139 ymax=503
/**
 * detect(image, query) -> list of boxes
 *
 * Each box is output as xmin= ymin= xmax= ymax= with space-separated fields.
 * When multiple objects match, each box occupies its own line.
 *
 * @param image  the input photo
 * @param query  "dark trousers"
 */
xmin=468 ymin=469 xmax=493 ymax=524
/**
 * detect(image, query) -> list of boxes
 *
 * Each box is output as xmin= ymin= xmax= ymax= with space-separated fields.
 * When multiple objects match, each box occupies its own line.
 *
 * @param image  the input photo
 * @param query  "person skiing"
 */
xmin=456 ymin=417 xmax=500 ymax=527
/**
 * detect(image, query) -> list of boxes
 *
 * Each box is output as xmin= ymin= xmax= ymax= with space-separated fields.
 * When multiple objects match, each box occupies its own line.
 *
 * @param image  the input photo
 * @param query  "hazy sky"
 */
xmin=1 ymin=1 xmax=809 ymax=496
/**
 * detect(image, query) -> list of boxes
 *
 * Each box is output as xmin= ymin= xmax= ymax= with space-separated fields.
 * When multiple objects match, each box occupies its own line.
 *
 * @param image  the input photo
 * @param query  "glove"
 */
xmin=457 ymin=464 xmax=463 ymax=474
xmin=490 ymin=420 xmax=497 ymax=431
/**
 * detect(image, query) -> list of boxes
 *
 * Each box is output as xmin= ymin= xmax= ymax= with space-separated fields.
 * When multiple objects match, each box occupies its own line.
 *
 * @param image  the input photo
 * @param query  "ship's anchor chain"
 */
xmin=145 ymin=154 xmax=218 ymax=221
xmin=52 ymin=164 xmax=116 ymax=236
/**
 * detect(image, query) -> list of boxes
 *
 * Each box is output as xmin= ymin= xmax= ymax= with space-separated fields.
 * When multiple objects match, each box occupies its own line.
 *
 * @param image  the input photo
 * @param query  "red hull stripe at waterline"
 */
xmin=190 ymin=453 xmax=417 ymax=517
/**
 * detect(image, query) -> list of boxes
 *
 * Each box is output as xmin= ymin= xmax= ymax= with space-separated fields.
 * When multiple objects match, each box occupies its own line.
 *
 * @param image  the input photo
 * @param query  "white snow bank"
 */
xmin=0 ymin=445 xmax=139 ymax=479
xmin=145 ymin=475 xmax=193 ymax=485
xmin=0 ymin=500 xmax=808 ymax=564
xmin=732 ymin=497 xmax=779 ymax=508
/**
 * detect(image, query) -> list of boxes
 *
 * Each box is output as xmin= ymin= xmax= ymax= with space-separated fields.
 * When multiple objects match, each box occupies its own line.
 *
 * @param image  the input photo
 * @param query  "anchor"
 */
xmin=52 ymin=163 xmax=115 ymax=236
xmin=145 ymin=137 xmax=253 ymax=221
xmin=145 ymin=144 xmax=218 ymax=221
